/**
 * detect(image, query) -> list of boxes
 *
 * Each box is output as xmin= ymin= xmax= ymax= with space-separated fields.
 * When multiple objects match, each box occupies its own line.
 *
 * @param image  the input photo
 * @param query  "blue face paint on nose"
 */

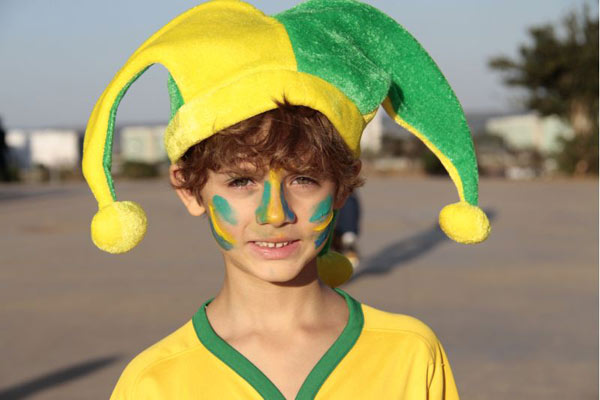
xmin=255 ymin=180 xmax=272 ymax=224
xmin=280 ymin=181 xmax=296 ymax=222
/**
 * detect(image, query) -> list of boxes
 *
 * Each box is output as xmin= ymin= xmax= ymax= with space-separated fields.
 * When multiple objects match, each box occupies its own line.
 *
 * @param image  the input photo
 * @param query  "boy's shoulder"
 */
xmin=110 ymin=320 xmax=210 ymax=399
xmin=359 ymin=302 xmax=442 ymax=358
xmin=122 ymin=319 xmax=201 ymax=369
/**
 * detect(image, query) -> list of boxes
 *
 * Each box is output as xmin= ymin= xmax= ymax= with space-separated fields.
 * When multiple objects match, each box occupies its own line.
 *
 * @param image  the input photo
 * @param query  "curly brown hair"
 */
xmin=172 ymin=100 xmax=363 ymax=203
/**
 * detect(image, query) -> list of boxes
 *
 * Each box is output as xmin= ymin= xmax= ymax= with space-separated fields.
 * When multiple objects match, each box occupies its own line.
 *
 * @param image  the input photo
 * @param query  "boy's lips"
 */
xmin=247 ymin=239 xmax=300 ymax=260
xmin=248 ymin=237 xmax=296 ymax=244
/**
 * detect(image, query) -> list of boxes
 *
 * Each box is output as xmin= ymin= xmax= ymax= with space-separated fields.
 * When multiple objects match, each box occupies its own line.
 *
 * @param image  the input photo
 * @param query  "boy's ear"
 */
xmin=169 ymin=165 xmax=206 ymax=217
xmin=333 ymin=159 xmax=362 ymax=209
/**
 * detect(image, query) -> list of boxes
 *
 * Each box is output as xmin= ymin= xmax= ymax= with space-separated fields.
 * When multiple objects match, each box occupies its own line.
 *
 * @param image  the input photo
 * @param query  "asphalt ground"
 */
xmin=0 ymin=177 xmax=597 ymax=400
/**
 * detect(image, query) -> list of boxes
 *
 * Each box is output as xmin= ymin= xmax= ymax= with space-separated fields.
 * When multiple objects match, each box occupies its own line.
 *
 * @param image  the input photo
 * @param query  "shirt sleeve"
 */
xmin=427 ymin=340 xmax=460 ymax=400
xmin=109 ymin=366 xmax=133 ymax=400
xmin=109 ymin=362 xmax=153 ymax=400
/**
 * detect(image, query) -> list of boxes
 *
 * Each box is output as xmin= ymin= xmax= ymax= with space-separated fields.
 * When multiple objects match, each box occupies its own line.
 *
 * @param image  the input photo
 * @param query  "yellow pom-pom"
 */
xmin=91 ymin=201 xmax=147 ymax=254
xmin=439 ymin=201 xmax=490 ymax=244
xmin=317 ymin=251 xmax=354 ymax=287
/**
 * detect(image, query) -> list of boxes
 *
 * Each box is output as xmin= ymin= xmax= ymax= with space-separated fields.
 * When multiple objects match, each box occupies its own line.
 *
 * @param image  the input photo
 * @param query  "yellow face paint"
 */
xmin=208 ymin=202 xmax=236 ymax=250
xmin=255 ymin=170 xmax=295 ymax=224
xmin=313 ymin=211 xmax=334 ymax=232
xmin=310 ymin=195 xmax=334 ymax=248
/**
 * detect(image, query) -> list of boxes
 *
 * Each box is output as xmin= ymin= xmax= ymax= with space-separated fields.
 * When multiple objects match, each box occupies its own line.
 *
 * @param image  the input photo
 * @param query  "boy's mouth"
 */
xmin=252 ymin=240 xmax=295 ymax=249
xmin=249 ymin=238 xmax=299 ymax=248
xmin=247 ymin=239 xmax=301 ymax=259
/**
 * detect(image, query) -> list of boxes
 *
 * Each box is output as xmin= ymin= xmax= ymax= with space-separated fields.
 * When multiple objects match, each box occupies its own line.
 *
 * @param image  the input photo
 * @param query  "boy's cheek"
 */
xmin=206 ymin=195 xmax=239 ymax=251
xmin=309 ymin=195 xmax=333 ymax=223
xmin=309 ymin=195 xmax=335 ymax=249
xmin=212 ymin=195 xmax=238 ymax=225
xmin=207 ymin=214 xmax=235 ymax=251
xmin=312 ymin=214 xmax=335 ymax=249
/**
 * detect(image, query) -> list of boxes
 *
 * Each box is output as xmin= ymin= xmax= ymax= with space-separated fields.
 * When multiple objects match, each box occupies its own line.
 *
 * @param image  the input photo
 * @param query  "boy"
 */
xmin=82 ymin=1 xmax=490 ymax=398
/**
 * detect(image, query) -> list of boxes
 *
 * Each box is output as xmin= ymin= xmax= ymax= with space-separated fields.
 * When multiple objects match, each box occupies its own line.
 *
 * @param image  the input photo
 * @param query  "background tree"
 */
xmin=489 ymin=5 xmax=598 ymax=174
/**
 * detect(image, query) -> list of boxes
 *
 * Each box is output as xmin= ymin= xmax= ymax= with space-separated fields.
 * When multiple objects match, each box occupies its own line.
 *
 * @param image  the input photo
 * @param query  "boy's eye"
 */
xmin=292 ymin=176 xmax=318 ymax=186
xmin=227 ymin=177 xmax=255 ymax=188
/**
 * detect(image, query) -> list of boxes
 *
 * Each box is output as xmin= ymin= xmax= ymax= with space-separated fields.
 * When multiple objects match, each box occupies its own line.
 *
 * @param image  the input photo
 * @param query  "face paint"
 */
xmin=255 ymin=170 xmax=295 ymax=224
xmin=207 ymin=200 xmax=236 ymax=250
xmin=314 ymin=216 xmax=335 ymax=248
xmin=310 ymin=195 xmax=333 ymax=223
xmin=280 ymin=180 xmax=296 ymax=221
xmin=255 ymin=180 xmax=272 ymax=224
xmin=310 ymin=195 xmax=334 ymax=248
xmin=212 ymin=195 xmax=237 ymax=225
xmin=207 ymin=216 xmax=234 ymax=250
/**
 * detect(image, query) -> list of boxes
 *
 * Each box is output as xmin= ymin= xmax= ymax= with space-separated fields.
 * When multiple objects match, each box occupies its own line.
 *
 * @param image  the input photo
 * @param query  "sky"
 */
xmin=0 ymin=0 xmax=594 ymax=129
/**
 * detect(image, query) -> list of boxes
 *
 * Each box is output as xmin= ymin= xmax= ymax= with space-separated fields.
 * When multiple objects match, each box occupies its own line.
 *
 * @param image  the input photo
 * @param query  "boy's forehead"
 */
xmin=213 ymin=157 xmax=325 ymax=175
xmin=215 ymin=165 xmax=285 ymax=177
xmin=212 ymin=162 xmax=330 ymax=179
xmin=217 ymin=160 xmax=265 ymax=175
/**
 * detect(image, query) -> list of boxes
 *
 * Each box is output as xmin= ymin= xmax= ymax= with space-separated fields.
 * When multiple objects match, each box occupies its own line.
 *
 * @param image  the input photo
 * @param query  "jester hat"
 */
xmin=83 ymin=0 xmax=490 ymax=274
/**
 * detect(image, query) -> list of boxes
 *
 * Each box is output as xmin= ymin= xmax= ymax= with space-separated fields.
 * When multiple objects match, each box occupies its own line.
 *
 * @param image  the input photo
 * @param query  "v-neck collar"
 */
xmin=192 ymin=288 xmax=364 ymax=400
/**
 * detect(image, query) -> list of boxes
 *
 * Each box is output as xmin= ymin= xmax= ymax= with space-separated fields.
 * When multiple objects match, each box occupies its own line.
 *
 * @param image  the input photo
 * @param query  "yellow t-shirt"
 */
xmin=110 ymin=289 xmax=459 ymax=399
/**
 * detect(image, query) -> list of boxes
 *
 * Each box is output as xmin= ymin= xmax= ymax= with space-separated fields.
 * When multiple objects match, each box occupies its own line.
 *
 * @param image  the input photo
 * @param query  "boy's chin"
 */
xmin=264 ymin=263 xmax=319 ymax=287
xmin=227 ymin=254 xmax=319 ymax=286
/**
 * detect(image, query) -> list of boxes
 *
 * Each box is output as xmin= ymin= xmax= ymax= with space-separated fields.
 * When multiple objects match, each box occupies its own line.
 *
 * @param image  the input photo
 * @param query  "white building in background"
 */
xmin=31 ymin=130 xmax=80 ymax=168
xmin=485 ymin=113 xmax=574 ymax=155
xmin=360 ymin=107 xmax=384 ymax=154
xmin=121 ymin=125 xmax=168 ymax=163
xmin=6 ymin=129 xmax=82 ymax=170
xmin=6 ymin=124 xmax=170 ymax=173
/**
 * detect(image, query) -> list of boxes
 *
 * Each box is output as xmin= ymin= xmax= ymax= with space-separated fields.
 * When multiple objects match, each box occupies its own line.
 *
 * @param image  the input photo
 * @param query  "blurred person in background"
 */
xmin=332 ymin=191 xmax=361 ymax=269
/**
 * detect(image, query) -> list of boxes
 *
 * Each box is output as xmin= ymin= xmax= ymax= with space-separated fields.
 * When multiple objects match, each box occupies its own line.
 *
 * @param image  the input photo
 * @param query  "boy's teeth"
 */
xmin=255 ymin=241 xmax=290 ymax=248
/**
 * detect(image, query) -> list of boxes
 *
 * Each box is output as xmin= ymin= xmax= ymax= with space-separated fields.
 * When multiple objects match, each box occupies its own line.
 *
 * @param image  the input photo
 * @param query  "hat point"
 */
xmin=439 ymin=202 xmax=490 ymax=244
xmin=91 ymin=201 xmax=147 ymax=254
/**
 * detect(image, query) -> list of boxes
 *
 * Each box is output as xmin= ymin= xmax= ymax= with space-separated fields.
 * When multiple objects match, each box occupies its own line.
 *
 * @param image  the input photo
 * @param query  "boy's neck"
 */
xmin=206 ymin=260 xmax=346 ymax=335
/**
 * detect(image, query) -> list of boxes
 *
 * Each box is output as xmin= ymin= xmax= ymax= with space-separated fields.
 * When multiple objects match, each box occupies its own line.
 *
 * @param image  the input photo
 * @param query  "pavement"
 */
xmin=0 ymin=176 xmax=597 ymax=400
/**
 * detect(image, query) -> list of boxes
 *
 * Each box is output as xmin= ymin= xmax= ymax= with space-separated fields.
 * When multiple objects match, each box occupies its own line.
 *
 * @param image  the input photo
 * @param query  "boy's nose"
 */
xmin=255 ymin=170 xmax=296 ymax=225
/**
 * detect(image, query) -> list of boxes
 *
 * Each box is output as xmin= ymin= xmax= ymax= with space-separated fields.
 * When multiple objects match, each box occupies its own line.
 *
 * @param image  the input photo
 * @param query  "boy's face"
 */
xmin=172 ymin=165 xmax=343 ymax=284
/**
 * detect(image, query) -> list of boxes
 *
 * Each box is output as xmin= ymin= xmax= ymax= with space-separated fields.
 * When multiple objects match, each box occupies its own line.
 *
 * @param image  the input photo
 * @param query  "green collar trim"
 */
xmin=192 ymin=288 xmax=364 ymax=399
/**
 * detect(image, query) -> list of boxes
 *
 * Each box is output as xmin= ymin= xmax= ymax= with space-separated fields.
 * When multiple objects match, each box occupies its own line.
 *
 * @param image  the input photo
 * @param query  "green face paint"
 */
xmin=311 ymin=195 xmax=334 ymax=248
xmin=212 ymin=195 xmax=237 ymax=225
xmin=315 ymin=218 xmax=334 ymax=248
xmin=207 ymin=198 xmax=236 ymax=251
xmin=255 ymin=181 xmax=272 ymax=224
xmin=310 ymin=195 xmax=333 ymax=223
xmin=280 ymin=181 xmax=295 ymax=221
xmin=208 ymin=217 xmax=233 ymax=250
